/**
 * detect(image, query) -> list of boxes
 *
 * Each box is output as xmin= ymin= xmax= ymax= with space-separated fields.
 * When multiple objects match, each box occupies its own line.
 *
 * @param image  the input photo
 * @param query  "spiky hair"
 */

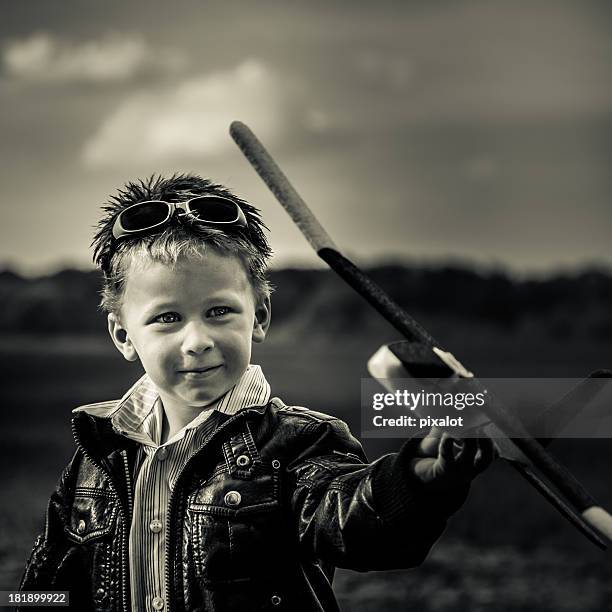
xmin=92 ymin=173 xmax=273 ymax=313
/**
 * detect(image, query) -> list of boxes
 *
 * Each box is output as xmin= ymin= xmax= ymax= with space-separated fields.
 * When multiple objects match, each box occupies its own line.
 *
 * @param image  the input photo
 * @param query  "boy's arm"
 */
xmin=288 ymin=417 xmax=482 ymax=572
xmin=19 ymin=451 xmax=80 ymax=590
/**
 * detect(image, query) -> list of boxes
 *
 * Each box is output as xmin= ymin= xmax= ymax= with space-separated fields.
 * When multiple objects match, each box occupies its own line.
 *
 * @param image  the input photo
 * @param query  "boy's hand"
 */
xmin=410 ymin=427 xmax=496 ymax=492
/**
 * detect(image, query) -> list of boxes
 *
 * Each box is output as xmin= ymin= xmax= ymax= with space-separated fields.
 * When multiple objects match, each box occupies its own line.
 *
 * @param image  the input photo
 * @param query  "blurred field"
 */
xmin=1 ymin=329 xmax=610 ymax=611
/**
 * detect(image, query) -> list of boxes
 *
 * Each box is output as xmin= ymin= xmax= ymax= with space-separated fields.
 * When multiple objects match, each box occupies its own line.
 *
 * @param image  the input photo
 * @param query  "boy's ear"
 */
xmin=107 ymin=313 xmax=139 ymax=362
xmin=252 ymin=296 xmax=271 ymax=344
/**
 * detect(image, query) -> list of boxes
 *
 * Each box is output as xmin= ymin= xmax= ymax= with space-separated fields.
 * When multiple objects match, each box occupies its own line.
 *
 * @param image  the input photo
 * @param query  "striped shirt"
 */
xmin=109 ymin=365 xmax=271 ymax=612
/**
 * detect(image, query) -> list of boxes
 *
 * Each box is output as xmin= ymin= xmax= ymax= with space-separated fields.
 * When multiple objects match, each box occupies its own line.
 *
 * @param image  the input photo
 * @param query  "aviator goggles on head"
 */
xmin=111 ymin=196 xmax=247 ymax=241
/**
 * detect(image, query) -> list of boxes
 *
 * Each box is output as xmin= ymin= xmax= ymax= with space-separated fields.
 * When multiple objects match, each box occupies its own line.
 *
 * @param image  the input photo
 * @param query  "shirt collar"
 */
xmin=110 ymin=364 xmax=271 ymax=446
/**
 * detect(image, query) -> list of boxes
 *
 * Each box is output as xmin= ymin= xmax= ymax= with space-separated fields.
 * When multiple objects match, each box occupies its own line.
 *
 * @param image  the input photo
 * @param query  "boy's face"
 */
xmin=109 ymin=251 xmax=269 ymax=413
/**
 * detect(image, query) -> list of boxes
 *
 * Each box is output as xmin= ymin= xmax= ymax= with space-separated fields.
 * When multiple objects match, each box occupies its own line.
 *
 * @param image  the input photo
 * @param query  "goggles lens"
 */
xmin=187 ymin=197 xmax=242 ymax=223
xmin=120 ymin=201 xmax=170 ymax=231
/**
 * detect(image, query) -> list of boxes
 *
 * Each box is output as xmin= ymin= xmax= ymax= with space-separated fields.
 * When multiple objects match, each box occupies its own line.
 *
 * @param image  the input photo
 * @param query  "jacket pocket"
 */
xmin=65 ymin=488 xmax=119 ymax=544
xmin=187 ymin=463 xmax=283 ymax=585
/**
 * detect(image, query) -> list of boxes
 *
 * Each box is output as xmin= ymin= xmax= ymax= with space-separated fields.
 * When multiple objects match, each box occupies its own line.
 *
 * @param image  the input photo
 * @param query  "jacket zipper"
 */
xmin=121 ymin=451 xmax=134 ymax=520
xmin=71 ymin=418 xmax=132 ymax=612
xmin=120 ymin=450 xmax=134 ymax=610
xmin=164 ymin=408 xmax=261 ymax=611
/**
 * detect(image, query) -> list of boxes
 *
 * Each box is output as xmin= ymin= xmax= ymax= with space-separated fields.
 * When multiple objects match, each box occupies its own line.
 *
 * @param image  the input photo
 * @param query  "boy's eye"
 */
xmin=208 ymin=306 xmax=232 ymax=318
xmin=153 ymin=312 xmax=181 ymax=324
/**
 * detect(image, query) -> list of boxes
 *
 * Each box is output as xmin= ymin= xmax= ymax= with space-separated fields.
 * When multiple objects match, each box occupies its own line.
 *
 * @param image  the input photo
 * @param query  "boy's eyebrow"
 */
xmin=140 ymin=292 xmax=244 ymax=315
xmin=139 ymin=301 xmax=179 ymax=318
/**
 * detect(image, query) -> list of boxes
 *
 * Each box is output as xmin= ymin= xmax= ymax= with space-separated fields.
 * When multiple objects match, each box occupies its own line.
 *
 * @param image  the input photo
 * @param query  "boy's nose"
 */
xmin=181 ymin=321 xmax=214 ymax=355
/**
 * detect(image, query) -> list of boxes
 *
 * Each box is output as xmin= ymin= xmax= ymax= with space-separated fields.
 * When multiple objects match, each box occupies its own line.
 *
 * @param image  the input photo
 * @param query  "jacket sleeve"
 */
xmin=19 ymin=451 xmax=80 ymax=591
xmin=287 ymin=416 xmax=469 ymax=571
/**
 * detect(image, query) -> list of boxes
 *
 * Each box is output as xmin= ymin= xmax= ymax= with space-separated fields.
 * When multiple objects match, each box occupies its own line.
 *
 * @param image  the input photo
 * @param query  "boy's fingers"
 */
xmin=473 ymin=436 xmax=496 ymax=473
xmin=417 ymin=436 xmax=438 ymax=457
xmin=435 ymin=433 xmax=495 ymax=483
xmin=438 ymin=433 xmax=457 ymax=464
xmin=453 ymin=437 xmax=478 ymax=469
xmin=417 ymin=426 xmax=444 ymax=457
xmin=429 ymin=426 xmax=445 ymax=438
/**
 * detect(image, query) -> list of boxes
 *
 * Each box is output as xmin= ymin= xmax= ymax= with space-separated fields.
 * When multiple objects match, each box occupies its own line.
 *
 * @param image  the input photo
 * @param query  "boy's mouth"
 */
xmin=178 ymin=365 xmax=223 ymax=376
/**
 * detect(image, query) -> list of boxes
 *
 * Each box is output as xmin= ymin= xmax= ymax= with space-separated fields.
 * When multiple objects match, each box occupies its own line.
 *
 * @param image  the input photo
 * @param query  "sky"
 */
xmin=0 ymin=0 xmax=611 ymax=275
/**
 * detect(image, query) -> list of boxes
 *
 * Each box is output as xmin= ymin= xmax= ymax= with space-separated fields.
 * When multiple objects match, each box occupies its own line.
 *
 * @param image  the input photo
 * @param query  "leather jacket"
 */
xmin=20 ymin=398 xmax=468 ymax=611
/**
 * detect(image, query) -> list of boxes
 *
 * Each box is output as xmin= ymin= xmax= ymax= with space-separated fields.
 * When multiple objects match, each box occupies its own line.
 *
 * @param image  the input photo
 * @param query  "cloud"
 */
xmin=82 ymin=59 xmax=284 ymax=167
xmin=3 ymin=33 xmax=185 ymax=83
xmin=355 ymin=50 xmax=416 ymax=90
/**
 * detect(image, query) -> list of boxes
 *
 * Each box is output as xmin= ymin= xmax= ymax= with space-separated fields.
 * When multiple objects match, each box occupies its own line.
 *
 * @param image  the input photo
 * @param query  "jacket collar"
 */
xmin=72 ymin=365 xmax=271 ymax=459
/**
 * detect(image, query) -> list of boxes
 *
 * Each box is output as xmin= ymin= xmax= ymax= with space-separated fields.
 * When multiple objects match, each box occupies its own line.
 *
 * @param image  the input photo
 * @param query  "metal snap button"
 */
xmin=77 ymin=519 xmax=87 ymax=534
xmin=149 ymin=518 xmax=163 ymax=533
xmin=94 ymin=588 xmax=106 ymax=602
xmin=236 ymin=454 xmax=251 ymax=467
xmin=271 ymin=459 xmax=281 ymax=470
xmin=271 ymin=594 xmax=282 ymax=606
xmin=151 ymin=596 xmax=164 ymax=610
xmin=224 ymin=490 xmax=241 ymax=507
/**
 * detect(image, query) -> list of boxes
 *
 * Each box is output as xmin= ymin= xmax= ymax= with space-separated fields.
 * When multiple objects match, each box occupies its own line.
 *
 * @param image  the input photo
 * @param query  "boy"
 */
xmin=20 ymin=174 xmax=492 ymax=611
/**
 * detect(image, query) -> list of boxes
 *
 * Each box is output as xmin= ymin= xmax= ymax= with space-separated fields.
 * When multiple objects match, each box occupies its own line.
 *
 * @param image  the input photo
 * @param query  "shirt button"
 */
xmin=271 ymin=594 xmax=282 ymax=606
xmin=224 ymin=490 xmax=241 ymax=507
xmin=149 ymin=519 xmax=163 ymax=534
xmin=77 ymin=519 xmax=87 ymax=534
xmin=236 ymin=454 xmax=251 ymax=467
xmin=157 ymin=447 xmax=168 ymax=461
xmin=151 ymin=596 xmax=164 ymax=610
